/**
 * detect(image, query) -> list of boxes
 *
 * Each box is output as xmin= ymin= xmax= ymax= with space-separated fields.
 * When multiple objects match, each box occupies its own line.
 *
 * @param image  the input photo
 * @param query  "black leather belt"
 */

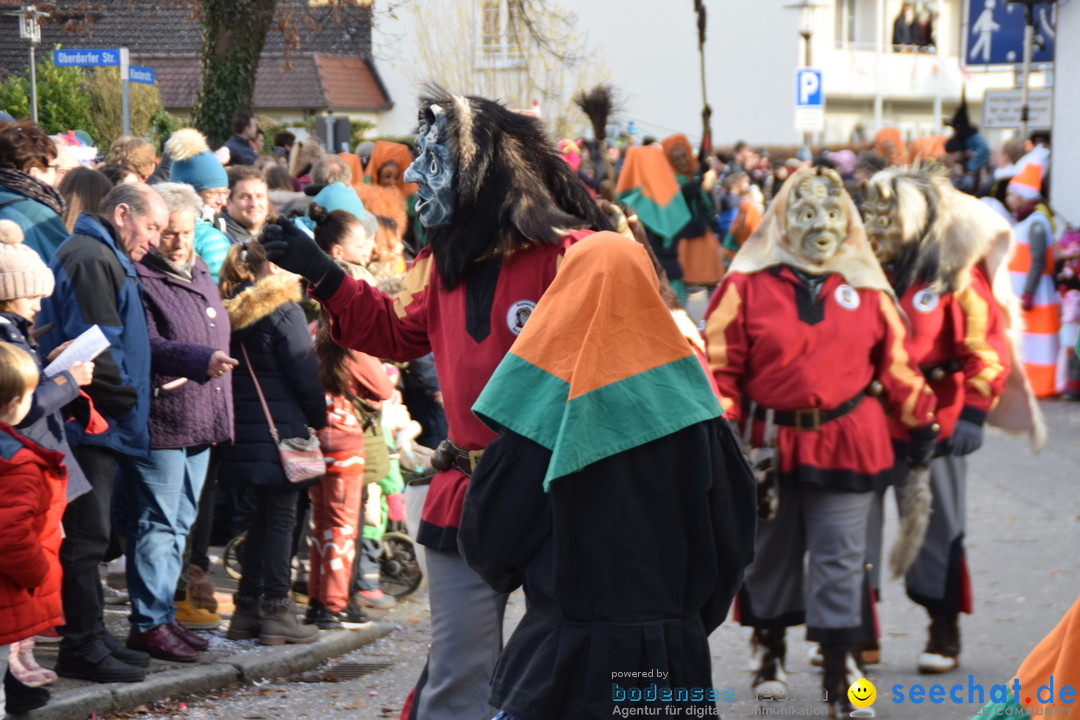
xmin=753 ymin=391 xmax=866 ymax=432
xmin=920 ymin=359 xmax=962 ymax=381
xmin=430 ymin=439 xmax=484 ymax=477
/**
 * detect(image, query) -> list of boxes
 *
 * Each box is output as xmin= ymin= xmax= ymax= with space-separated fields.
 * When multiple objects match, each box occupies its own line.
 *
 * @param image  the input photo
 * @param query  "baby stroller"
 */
xmin=377 ymin=441 xmax=434 ymax=598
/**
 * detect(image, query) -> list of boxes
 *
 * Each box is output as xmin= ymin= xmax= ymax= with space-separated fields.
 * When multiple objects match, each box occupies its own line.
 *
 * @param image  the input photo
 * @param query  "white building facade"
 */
xmin=371 ymin=0 xmax=1043 ymax=149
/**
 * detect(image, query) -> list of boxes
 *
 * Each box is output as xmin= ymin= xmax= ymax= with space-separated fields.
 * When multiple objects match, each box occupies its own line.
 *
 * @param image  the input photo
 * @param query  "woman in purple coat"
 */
xmin=119 ymin=182 xmax=238 ymax=662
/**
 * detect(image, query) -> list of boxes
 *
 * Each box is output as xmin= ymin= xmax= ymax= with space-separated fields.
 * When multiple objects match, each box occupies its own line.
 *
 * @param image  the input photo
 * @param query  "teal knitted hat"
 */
xmin=165 ymin=128 xmax=229 ymax=191
xmin=311 ymin=182 xmax=377 ymax=236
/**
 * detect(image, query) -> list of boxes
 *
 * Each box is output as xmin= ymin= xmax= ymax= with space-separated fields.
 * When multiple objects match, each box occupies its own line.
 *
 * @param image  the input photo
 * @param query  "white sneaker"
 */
xmin=918 ymin=651 xmax=959 ymax=674
xmin=808 ymin=644 xmax=823 ymax=667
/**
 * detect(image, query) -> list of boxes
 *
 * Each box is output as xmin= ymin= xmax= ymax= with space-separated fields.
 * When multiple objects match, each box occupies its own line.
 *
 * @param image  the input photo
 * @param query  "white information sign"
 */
xmin=982 ymin=88 xmax=1053 ymax=129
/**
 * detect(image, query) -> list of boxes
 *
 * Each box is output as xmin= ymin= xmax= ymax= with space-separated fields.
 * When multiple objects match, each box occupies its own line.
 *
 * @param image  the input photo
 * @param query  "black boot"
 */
xmin=4 ymin=667 xmax=50 ymax=714
xmin=822 ymin=643 xmax=858 ymax=718
xmin=751 ymin=627 xmax=788 ymax=701
xmin=918 ymin=613 xmax=960 ymax=673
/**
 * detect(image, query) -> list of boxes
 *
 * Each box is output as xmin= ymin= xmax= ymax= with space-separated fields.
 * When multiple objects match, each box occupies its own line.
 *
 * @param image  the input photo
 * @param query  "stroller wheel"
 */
xmin=223 ymin=532 xmax=246 ymax=580
xmin=380 ymin=532 xmax=423 ymax=599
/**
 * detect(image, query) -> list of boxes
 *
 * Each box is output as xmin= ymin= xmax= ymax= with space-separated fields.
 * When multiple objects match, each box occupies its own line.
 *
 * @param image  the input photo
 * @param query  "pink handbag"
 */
xmin=241 ymin=345 xmax=325 ymax=483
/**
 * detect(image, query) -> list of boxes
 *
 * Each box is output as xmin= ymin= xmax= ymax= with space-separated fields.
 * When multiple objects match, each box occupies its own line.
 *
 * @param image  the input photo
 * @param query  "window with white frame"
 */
xmin=476 ymin=0 xmax=526 ymax=70
xmin=835 ymin=0 xmax=856 ymax=46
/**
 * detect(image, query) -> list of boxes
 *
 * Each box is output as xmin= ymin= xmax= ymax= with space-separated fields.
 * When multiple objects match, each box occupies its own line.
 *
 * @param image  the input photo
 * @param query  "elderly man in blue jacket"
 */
xmin=37 ymin=182 xmax=168 ymax=684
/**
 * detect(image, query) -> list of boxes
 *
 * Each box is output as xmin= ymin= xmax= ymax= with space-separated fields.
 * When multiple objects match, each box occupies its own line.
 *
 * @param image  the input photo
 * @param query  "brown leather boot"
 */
xmin=918 ymin=613 xmax=960 ymax=673
xmin=259 ymin=596 xmax=319 ymax=646
xmin=226 ymin=594 xmax=261 ymax=640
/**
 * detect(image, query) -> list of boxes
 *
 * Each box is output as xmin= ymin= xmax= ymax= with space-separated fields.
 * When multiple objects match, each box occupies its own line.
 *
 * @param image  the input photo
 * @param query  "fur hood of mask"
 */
xmin=415 ymin=86 xmax=612 ymax=289
xmin=222 ymin=273 xmax=302 ymax=331
xmin=729 ymin=166 xmax=892 ymax=293
xmin=863 ymin=166 xmax=1015 ymax=297
xmin=863 ymin=166 xmax=1045 ymax=453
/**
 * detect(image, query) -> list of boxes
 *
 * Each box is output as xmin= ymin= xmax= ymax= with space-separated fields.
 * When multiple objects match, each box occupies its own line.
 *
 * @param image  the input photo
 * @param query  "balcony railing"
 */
xmin=817 ymin=43 xmax=963 ymax=98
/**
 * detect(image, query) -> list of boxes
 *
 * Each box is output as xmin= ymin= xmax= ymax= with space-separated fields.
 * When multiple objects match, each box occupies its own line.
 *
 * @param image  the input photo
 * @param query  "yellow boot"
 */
xmin=174 ymin=598 xmax=222 ymax=630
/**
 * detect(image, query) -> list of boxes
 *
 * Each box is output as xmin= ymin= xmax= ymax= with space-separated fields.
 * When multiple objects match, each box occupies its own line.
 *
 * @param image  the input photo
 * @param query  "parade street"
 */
xmin=133 ymin=398 xmax=1079 ymax=720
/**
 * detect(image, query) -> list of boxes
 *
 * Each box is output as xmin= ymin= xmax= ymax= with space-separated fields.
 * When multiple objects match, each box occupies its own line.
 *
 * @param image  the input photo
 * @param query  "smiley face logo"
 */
xmin=848 ymin=677 xmax=876 ymax=709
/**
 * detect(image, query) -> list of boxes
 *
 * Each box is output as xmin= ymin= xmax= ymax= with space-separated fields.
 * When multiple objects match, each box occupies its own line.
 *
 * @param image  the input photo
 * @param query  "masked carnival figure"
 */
xmin=261 ymin=88 xmax=614 ymax=720
xmin=860 ymin=165 xmax=1045 ymax=676
xmin=703 ymin=166 xmax=939 ymax=717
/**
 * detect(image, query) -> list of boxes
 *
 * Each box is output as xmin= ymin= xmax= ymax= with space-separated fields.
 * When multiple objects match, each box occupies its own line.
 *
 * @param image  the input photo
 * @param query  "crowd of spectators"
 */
xmin=0 ymin=112 xmax=444 ymax=714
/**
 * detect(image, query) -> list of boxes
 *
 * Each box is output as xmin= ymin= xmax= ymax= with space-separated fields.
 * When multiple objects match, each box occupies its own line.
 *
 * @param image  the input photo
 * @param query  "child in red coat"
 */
xmin=0 ymin=342 xmax=68 ymax=715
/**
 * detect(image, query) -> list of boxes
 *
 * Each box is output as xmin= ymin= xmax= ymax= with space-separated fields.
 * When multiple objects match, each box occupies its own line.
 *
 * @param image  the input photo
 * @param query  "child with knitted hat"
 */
xmin=0 ymin=219 xmax=95 ymax=695
xmin=0 ymin=340 xmax=67 ymax=714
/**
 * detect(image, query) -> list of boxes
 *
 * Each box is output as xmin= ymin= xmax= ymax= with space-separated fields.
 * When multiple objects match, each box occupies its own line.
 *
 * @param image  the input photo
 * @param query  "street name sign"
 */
xmin=128 ymin=66 xmax=155 ymax=85
xmin=53 ymin=48 xmax=121 ymax=67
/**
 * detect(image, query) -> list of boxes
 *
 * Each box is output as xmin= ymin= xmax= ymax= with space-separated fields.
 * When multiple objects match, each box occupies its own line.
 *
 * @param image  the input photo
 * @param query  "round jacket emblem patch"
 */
xmin=834 ymin=284 xmax=860 ymax=310
xmin=913 ymin=288 xmax=939 ymax=313
xmin=506 ymin=300 xmax=536 ymax=335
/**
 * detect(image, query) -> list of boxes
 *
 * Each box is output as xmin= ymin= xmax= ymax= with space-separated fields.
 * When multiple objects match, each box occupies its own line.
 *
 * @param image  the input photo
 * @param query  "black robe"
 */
xmin=459 ymin=417 xmax=757 ymax=720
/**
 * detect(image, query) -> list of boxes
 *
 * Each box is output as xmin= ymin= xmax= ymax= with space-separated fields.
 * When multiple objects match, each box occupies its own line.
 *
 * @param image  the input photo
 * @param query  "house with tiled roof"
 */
xmin=0 ymin=0 xmax=393 ymax=136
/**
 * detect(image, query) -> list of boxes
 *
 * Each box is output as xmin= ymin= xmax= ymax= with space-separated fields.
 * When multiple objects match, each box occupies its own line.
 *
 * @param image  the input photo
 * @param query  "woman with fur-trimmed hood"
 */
xmin=704 ymin=166 xmax=939 ymax=717
xmin=218 ymin=241 xmax=325 ymax=648
xmin=860 ymin=165 xmax=1042 ymax=676
xmin=260 ymin=87 xmax=614 ymax=720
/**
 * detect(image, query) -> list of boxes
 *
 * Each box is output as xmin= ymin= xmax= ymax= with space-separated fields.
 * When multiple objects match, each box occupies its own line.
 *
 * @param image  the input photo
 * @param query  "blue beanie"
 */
xmin=170 ymin=150 xmax=229 ymax=191
xmin=311 ymin=183 xmax=377 ymax=236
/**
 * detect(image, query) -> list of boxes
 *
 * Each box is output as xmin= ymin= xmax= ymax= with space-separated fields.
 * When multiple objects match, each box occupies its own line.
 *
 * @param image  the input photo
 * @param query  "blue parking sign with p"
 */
xmin=795 ymin=68 xmax=824 ymax=108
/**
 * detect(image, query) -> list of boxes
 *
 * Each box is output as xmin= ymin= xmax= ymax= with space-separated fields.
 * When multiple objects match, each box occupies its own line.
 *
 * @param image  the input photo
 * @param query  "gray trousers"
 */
xmin=866 ymin=453 xmax=968 ymax=616
xmin=740 ymin=484 xmax=875 ymax=644
xmin=413 ymin=548 xmax=508 ymax=720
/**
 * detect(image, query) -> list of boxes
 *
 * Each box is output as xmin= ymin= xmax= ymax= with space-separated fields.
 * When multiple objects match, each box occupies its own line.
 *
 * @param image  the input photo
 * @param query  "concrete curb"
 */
xmin=18 ymin=622 xmax=394 ymax=720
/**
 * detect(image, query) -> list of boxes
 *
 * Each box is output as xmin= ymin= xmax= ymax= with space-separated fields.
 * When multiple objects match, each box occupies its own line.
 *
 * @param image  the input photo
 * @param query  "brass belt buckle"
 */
xmin=793 ymin=408 xmax=821 ymax=432
xmin=468 ymin=449 xmax=484 ymax=472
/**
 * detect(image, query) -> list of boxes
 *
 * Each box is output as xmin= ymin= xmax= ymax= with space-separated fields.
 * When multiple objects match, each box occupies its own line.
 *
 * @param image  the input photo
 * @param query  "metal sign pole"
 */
xmin=120 ymin=47 xmax=130 ymax=136
xmin=28 ymin=39 xmax=37 ymax=124
xmin=1019 ymin=6 xmax=1033 ymax=139
xmin=13 ymin=5 xmax=46 ymax=124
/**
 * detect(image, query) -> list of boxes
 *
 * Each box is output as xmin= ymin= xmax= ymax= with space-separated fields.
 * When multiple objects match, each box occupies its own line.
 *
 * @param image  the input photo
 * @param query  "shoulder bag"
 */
xmin=241 ymin=344 xmax=325 ymax=483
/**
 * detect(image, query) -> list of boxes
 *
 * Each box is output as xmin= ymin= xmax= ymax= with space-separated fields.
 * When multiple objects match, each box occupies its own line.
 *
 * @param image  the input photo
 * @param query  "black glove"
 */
xmin=260 ymin=218 xmax=343 ymax=295
xmin=905 ymin=422 xmax=940 ymax=468
xmin=950 ymin=418 xmax=983 ymax=456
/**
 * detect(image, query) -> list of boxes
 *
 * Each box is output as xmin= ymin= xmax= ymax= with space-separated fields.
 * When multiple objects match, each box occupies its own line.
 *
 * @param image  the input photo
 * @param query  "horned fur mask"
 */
xmin=862 ymin=165 xmax=1014 ymax=296
xmin=405 ymin=87 xmax=612 ymax=289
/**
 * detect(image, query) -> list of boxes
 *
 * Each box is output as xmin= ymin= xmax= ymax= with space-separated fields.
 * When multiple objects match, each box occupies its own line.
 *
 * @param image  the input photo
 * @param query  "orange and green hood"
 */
xmin=615 ymin=145 xmax=692 ymax=243
xmin=473 ymin=231 xmax=721 ymax=490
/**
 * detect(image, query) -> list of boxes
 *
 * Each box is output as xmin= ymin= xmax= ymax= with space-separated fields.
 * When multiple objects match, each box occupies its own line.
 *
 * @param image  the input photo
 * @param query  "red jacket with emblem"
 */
xmin=314 ymin=234 xmax=587 ymax=550
xmin=890 ymin=264 xmax=1009 ymax=444
xmin=704 ymin=267 xmax=937 ymax=491
xmin=0 ymin=423 xmax=67 ymax=645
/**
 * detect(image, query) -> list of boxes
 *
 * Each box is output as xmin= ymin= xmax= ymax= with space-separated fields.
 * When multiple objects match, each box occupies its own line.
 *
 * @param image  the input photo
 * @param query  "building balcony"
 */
xmin=816 ymin=42 xmax=1010 ymax=101
xmin=816 ymin=42 xmax=1010 ymax=102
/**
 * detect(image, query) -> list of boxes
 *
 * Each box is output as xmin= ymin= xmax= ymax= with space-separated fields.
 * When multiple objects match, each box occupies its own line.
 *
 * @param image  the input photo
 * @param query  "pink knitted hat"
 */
xmin=0 ymin=220 xmax=55 ymax=301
